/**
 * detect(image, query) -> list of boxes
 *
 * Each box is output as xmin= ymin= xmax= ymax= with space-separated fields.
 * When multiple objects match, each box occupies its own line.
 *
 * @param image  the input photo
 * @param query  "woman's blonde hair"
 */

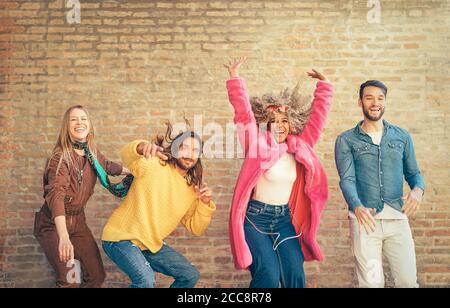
xmin=49 ymin=105 xmax=97 ymax=174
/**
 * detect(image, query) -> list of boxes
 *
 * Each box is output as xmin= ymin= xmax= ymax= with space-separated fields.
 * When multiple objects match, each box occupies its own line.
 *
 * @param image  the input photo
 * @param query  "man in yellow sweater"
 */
xmin=102 ymin=128 xmax=216 ymax=288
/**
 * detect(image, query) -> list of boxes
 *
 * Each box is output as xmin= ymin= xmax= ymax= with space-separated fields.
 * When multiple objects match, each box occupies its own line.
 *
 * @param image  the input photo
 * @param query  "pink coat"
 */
xmin=227 ymin=77 xmax=334 ymax=270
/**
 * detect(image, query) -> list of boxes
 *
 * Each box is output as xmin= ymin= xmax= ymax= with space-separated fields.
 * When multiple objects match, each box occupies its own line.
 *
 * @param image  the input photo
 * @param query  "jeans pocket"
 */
xmin=103 ymin=241 xmax=139 ymax=265
xmin=246 ymin=205 xmax=262 ymax=216
xmin=102 ymin=241 xmax=114 ymax=257
xmin=102 ymin=241 xmax=128 ymax=259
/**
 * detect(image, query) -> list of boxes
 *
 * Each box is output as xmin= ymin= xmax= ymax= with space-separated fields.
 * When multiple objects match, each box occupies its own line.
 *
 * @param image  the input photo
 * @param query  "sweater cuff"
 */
xmin=131 ymin=139 xmax=148 ymax=158
xmin=197 ymin=200 xmax=216 ymax=216
xmin=121 ymin=139 xmax=148 ymax=167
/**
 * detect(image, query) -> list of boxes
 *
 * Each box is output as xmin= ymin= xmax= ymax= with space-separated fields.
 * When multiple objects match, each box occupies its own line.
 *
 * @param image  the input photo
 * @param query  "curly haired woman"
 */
xmin=224 ymin=57 xmax=334 ymax=288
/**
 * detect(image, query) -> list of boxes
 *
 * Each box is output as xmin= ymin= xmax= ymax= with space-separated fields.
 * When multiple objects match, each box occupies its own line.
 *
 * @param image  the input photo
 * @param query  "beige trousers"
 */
xmin=349 ymin=218 xmax=419 ymax=288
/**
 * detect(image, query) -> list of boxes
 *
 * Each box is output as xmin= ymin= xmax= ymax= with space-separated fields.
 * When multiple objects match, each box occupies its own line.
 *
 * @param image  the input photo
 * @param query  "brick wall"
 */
xmin=0 ymin=0 xmax=449 ymax=288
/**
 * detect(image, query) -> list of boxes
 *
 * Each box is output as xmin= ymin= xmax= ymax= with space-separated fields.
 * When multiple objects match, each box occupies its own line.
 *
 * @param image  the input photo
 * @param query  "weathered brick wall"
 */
xmin=0 ymin=0 xmax=449 ymax=288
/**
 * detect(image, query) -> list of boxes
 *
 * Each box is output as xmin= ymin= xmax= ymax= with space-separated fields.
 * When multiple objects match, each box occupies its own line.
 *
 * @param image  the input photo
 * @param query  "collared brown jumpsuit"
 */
xmin=34 ymin=149 xmax=122 ymax=288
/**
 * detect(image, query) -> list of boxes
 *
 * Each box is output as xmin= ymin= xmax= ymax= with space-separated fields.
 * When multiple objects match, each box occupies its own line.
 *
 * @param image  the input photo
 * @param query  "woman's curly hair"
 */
xmin=249 ymin=82 xmax=313 ymax=135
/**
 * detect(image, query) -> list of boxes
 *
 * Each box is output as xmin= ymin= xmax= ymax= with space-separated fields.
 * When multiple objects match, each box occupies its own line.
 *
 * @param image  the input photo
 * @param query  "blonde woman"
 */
xmin=33 ymin=105 xmax=139 ymax=287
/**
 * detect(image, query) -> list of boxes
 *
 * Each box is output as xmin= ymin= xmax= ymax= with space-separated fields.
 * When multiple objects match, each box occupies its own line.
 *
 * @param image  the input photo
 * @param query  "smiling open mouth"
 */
xmin=74 ymin=127 xmax=87 ymax=133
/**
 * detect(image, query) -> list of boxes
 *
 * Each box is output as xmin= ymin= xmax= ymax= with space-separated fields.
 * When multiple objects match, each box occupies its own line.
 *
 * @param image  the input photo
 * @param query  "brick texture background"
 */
xmin=0 ymin=0 xmax=449 ymax=288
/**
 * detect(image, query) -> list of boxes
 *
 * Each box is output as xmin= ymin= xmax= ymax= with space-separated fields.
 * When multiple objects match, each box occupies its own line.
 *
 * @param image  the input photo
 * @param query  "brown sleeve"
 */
xmin=44 ymin=153 xmax=70 ymax=219
xmin=96 ymin=149 xmax=123 ymax=176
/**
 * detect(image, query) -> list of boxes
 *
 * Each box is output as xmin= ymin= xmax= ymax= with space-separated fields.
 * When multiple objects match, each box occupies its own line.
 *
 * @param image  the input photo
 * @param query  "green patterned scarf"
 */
xmin=73 ymin=141 xmax=133 ymax=198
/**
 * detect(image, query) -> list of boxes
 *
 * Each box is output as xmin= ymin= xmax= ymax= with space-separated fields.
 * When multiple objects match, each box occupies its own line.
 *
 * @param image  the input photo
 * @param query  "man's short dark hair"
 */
xmin=359 ymin=80 xmax=388 ymax=99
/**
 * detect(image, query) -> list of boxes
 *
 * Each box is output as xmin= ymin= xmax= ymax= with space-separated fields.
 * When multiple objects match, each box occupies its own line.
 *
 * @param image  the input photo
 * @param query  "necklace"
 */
xmin=71 ymin=141 xmax=88 ymax=188
xmin=75 ymin=154 xmax=87 ymax=189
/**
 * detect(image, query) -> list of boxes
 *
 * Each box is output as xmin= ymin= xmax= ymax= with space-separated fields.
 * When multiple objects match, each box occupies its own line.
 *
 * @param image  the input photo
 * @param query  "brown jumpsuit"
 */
xmin=34 ymin=149 xmax=122 ymax=288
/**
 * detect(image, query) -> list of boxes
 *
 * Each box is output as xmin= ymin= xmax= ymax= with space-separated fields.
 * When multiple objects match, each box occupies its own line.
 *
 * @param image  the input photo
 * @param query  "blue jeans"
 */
xmin=102 ymin=240 xmax=200 ymax=288
xmin=244 ymin=199 xmax=306 ymax=288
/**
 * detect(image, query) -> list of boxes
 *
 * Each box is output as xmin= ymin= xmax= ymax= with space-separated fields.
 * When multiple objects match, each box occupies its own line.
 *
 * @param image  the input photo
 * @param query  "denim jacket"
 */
xmin=335 ymin=120 xmax=425 ymax=213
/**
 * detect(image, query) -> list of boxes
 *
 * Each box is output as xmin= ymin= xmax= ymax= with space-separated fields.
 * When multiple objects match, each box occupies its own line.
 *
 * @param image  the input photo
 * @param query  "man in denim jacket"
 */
xmin=335 ymin=80 xmax=425 ymax=288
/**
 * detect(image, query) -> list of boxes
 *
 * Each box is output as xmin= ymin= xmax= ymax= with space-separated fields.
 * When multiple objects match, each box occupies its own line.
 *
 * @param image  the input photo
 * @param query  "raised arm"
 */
xmin=298 ymin=69 xmax=334 ymax=148
xmin=181 ymin=183 xmax=216 ymax=236
xmin=224 ymin=57 xmax=259 ymax=156
xmin=120 ymin=140 xmax=167 ymax=177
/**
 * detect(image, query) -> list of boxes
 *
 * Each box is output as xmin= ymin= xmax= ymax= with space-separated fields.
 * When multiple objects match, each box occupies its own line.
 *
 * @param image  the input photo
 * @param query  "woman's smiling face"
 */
xmin=69 ymin=108 xmax=90 ymax=142
xmin=268 ymin=112 xmax=291 ymax=144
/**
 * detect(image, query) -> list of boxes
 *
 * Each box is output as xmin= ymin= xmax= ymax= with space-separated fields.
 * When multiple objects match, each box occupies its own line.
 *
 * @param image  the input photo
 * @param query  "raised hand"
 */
xmin=137 ymin=142 xmax=169 ymax=161
xmin=223 ymin=56 xmax=247 ymax=79
xmin=307 ymin=69 xmax=327 ymax=81
xmin=195 ymin=182 xmax=213 ymax=205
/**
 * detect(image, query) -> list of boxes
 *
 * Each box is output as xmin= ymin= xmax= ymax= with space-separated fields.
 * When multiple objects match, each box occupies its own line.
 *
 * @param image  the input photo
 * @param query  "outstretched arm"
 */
xmin=120 ymin=140 xmax=168 ymax=177
xmin=298 ymin=69 xmax=334 ymax=148
xmin=224 ymin=57 xmax=260 ymax=156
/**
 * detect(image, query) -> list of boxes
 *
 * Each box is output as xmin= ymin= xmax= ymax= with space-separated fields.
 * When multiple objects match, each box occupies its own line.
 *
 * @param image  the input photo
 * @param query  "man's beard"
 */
xmin=176 ymin=158 xmax=195 ymax=171
xmin=363 ymin=106 xmax=385 ymax=122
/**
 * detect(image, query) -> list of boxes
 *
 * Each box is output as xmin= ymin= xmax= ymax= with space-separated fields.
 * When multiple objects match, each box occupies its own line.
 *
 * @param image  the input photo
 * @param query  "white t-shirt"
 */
xmin=253 ymin=153 xmax=297 ymax=206
xmin=367 ymin=130 xmax=382 ymax=146
xmin=349 ymin=130 xmax=407 ymax=220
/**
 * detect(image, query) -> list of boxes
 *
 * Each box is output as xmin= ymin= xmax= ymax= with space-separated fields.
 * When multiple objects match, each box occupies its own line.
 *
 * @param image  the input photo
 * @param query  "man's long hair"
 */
xmin=154 ymin=121 xmax=204 ymax=187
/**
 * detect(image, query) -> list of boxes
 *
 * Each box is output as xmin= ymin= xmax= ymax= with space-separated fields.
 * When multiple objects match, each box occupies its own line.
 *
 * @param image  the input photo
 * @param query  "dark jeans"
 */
xmin=244 ymin=199 xmax=306 ymax=288
xmin=102 ymin=240 xmax=199 ymax=288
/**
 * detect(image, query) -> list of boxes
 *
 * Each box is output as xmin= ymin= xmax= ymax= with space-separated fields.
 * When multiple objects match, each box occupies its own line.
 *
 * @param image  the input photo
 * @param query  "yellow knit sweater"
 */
xmin=102 ymin=140 xmax=216 ymax=253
